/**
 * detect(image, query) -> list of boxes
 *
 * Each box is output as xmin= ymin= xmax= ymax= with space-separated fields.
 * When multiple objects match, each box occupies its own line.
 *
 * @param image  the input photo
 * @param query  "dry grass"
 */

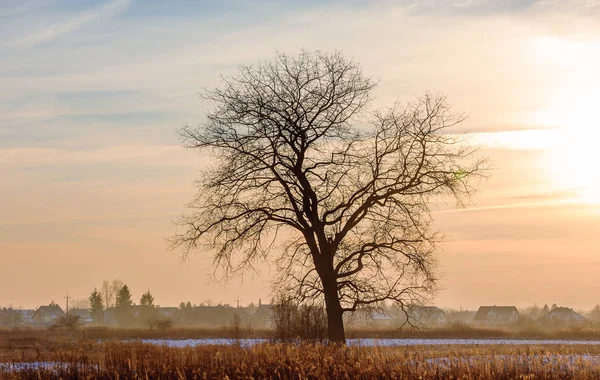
xmin=2 ymin=326 xmax=600 ymax=379
xmin=3 ymin=323 xmax=600 ymax=343
xmin=347 ymin=324 xmax=600 ymax=340
xmin=1 ymin=342 xmax=600 ymax=379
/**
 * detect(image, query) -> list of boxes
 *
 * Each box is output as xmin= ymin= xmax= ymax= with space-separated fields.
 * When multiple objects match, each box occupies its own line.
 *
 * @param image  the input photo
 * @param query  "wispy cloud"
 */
xmin=0 ymin=0 xmax=57 ymax=17
xmin=434 ymin=199 xmax=577 ymax=214
xmin=1 ymin=0 xmax=133 ymax=49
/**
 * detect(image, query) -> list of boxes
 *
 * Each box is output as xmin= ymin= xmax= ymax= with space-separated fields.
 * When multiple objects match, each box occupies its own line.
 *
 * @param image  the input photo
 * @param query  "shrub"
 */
xmin=148 ymin=317 xmax=174 ymax=330
xmin=272 ymin=295 xmax=327 ymax=342
xmin=50 ymin=314 xmax=81 ymax=331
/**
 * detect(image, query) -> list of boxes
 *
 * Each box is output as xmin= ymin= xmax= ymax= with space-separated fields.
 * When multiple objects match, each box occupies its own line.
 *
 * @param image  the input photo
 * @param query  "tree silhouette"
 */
xmin=139 ymin=290 xmax=157 ymax=326
xmin=88 ymin=288 xmax=104 ymax=324
xmin=115 ymin=285 xmax=133 ymax=308
xmin=171 ymin=51 xmax=486 ymax=343
xmin=140 ymin=290 xmax=155 ymax=307
xmin=115 ymin=285 xmax=134 ymax=326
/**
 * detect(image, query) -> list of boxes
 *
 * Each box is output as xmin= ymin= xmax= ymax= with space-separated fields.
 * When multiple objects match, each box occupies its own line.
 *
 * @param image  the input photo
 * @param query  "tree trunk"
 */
xmin=322 ymin=275 xmax=346 ymax=344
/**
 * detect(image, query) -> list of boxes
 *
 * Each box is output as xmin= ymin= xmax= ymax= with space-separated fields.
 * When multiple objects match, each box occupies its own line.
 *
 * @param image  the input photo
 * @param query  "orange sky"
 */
xmin=1 ymin=0 xmax=599 ymax=310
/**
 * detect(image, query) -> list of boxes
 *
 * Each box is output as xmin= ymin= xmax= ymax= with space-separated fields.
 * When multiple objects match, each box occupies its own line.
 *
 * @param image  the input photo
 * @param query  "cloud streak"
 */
xmin=1 ymin=0 xmax=133 ymax=49
xmin=0 ymin=0 xmax=57 ymax=17
xmin=434 ymin=199 xmax=578 ymax=214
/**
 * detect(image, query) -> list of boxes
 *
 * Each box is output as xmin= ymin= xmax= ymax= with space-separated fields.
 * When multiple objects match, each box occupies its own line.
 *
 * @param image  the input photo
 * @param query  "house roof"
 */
xmin=371 ymin=310 xmax=394 ymax=320
xmin=540 ymin=307 xmax=587 ymax=321
xmin=33 ymin=305 xmax=65 ymax=318
xmin=68 ymin=309 xmax=91 ymax=318
xmin=408 ymin=306 xmax=447 ymax=320
xmin=473 ymin=306 xmax=519 ymax=321
xmin=158 ymin=307 xmax=179 ymax=311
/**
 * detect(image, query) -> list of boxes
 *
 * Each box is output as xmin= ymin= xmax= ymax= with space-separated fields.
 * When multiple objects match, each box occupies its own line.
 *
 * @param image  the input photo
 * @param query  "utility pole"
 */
xmin=236 ymin=297 xmax=240 ymax=309
xmin=64 ymin=292 xmax=70 ymax=314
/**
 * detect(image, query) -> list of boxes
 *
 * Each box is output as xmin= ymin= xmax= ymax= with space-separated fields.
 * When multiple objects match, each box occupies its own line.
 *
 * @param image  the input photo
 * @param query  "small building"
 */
xmin=68 ymin=308 xmax=93 ymax=324
xmin=157 ymin=307 xmax=180 ymax=320
xmin=538 ymin=307 xmax=587 ymax=325
xmin=344 ymin=309 xmax=396 ymax=328
xmin=104 ymin=307 xmax=118 ymax=326
xmin=18 ymin=310 xmax=35 ymax=324
xmin=0 ymin=308 xmax=28 ymax=326
xmin=473 ymin=306 xmax=519 ymax=325
xmin=176 ymin=305 xmax=238 ymax=326
xmin=407 ymin=306 xmax=449 ymax=327
xmin=371 ymin=310 xmax=395 ymax=326
xmin=32 ymin=304 xmax=66 ymax=325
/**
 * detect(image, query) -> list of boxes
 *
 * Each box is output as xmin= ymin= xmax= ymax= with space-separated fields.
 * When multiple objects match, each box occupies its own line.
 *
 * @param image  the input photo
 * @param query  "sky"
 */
xmin=1 ymin=0 xmax=600 ymax=311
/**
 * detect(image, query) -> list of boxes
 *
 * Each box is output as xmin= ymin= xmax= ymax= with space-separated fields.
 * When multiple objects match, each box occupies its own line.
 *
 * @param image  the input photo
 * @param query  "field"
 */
xmin=2 ymin=327 xmax=600 ymax=378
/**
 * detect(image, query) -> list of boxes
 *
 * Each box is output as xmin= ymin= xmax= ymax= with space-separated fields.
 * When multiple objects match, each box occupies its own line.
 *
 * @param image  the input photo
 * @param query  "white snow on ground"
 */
xmin=419 ymin=354 xmax=600 ymax=371
xmin=3 ymin=354 xmax=600 ymax=374
xmin=139 ymin=338 xmax=600 ymax=347
xmin=4 ymin=340 xmax=600 ymax=374
xmin=0 ymin=362 xmax=63 ymax=372
xmin=140 ymin=338 xmax=268 ymax=347
xmin=0 ymin=361 xmax=97 ymax=372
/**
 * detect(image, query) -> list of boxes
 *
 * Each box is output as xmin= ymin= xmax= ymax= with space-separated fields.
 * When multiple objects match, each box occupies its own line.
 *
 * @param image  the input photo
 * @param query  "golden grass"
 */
xmin=4 ymin=323 xmax=600 ymax=342
xmin=2 ymin=326 xmax=600 ymax=379
xmin=1 ymin=342 xmax=600 ymax=379
xmin=347 ymin=324 xmax=600 ymax=340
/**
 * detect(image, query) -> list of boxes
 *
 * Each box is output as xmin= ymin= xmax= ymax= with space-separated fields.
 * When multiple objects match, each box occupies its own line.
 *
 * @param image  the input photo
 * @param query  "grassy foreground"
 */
xmin=3 ymin=323 xmax=600 ymax=342
xmin=1 ymin=342 xmax=600 ymax=379
xmin=2 ymin=327 xmax=600 ymax=379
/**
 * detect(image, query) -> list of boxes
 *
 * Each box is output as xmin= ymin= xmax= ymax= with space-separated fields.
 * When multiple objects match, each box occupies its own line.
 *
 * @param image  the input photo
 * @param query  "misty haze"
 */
xmin=1 ymin=0 xmax=600 ymax=379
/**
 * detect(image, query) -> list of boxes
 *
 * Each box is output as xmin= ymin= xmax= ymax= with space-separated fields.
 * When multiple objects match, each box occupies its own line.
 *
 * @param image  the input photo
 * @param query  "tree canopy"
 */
xmin=172 ymin=51 xmax=486 ymax=343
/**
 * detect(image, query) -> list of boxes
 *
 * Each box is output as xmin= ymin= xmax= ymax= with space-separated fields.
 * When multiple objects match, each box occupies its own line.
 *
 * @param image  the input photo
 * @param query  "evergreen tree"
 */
xmin=115 ymin=285 xmax=133 ymax=308
xmin=542 ymin=304 xmax=550 ymax=314
xmin=140 ymin=290 xmax=155 ymax=307
xmin=590 ymin=304 xmax=600 ymax=321
xmin=115 ymin=285 xmax=135 ymax=326
xmin=89 ymin=288 xmax=105 ymax=323
xmin=139 ymin=290 xmax=158 ymax=326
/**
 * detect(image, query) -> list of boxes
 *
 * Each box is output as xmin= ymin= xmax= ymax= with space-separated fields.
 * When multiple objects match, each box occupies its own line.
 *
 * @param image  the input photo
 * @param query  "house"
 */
xmin=0 ymin=308 xmax=35 ymax=326
xmin=473 ymin=306 xmax=519 ymax=325
xmin=68 ymin=308 xmax=93 ymax=324
xmin=157 ymin=307 xmax=180 ymax=321
xmin=18 ymin=310 xmax=35 ymax=324
xmin=176 ymin=305 xmax=239 ymax=326
xmin=104 ymin=306 xmax=145 ymax=326
xmin=104 ymin=307 xmax=118 ymax=326
xmin=371 ymin=310 xmax=395 ymax=326
xmin=538 ymin=307 xmax=587 ymax=325
xmin=445 ymin=309 xmax=476 ymax=324
xmin=407 ymin=306 xmax=449 ymax=327
xmin=344 ymin=309 xmax=396 ymax=328
xmin=31 ymin=304 xmax=66 ymax=325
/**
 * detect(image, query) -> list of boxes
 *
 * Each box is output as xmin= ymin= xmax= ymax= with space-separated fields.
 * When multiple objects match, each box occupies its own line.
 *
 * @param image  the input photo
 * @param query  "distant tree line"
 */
xmin=86 ymin=279 xmax=165 ymax=328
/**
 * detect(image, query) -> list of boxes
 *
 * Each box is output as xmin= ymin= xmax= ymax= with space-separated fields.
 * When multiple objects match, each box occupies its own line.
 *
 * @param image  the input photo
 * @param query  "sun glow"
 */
xmin=528 ymin=36 xmax=600 ymax=203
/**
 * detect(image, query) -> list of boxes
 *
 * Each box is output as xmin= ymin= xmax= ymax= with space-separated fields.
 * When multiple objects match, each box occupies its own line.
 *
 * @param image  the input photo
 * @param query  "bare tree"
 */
xmin=101 ymin=281 xmax=113 ymax=308
xmin=101 ymin=279 xmax=124 ymax=309
xmin=171 ymin=51 xmax=486 ymax=343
